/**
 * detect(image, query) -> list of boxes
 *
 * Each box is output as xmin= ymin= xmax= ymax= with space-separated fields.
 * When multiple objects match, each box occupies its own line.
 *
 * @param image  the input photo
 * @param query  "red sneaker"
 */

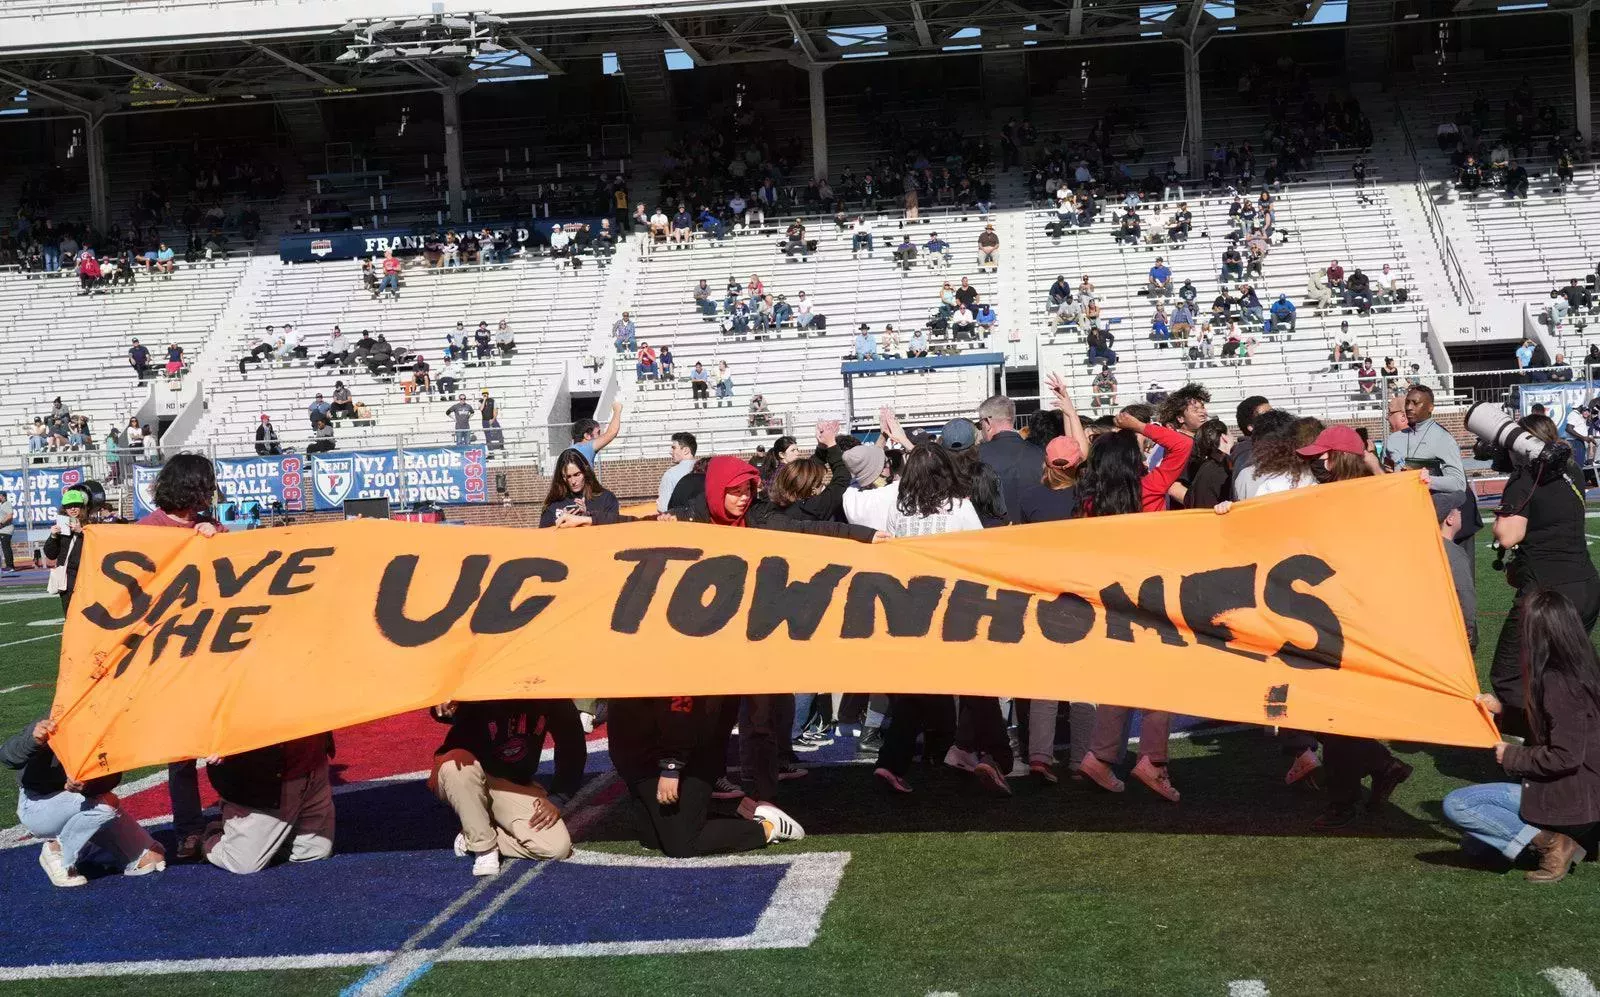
xmin=1131 ymin=755 xmax=1180 ymax=802
xmin=973 ymin=760 xmax=1013 ymax=796
xmin=874 ymin=767 xmax=913 ymax=794
xmin=1078 ymin=752 xmax=1125 ymax=793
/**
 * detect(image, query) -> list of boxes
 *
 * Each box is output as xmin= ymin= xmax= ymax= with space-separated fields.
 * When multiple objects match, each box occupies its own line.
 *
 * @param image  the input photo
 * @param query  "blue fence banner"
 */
xmin=216 ymin=455 xmax=309 ymax=513
xmin=311 ymin=446 xmax=488 ymax=511
xmin=278 ymin=217 xmax=606 ymax=263
xmin=131 ymin=464 xmax=161 ymax=520
xmin=0 ymin=466 xmax=86 ymax=527
xmin=1518 ymin=379 xmax=1600 ymax=428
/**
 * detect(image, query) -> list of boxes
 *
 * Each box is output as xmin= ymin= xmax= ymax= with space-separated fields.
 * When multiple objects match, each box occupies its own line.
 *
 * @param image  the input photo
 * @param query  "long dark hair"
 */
xmin=1075 ymin=430 xmax=1145 ymax=517
xmin=951 ymin=446 xmax=1006 ymax=522
xmin=545 ymin=448 xmax=603 ymax=504
xmin=1189 ymin=418 xmax=1229 ymax=467
xmin=153 ymin=453 xmax=217 ymax=515
xmin=759 ymin=435 xmax=798 ymax=485
xmin=1520 ymin=588 xmax=1600 ymax=740
xmin=896 ymin=443 xmax=969 ymax=517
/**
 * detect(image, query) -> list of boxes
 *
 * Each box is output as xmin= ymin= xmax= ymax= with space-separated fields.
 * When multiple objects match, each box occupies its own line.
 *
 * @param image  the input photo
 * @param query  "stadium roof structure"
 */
xmin=0 ymin=0 xmax=1587 ymax=119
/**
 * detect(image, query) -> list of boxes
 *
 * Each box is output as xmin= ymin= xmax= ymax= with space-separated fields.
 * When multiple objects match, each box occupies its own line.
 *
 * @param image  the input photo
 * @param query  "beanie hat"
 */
xmin=841 ymin=445 xmax=886 ymax=488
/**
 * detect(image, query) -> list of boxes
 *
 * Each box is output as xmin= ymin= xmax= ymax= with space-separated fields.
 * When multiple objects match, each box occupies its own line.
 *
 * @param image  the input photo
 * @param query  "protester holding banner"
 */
xmin=1076 ymin=409 xmax=1193 ymax=802
xmin=571 ymin=402 xmax=624 ymax=478
xmin=540 ymin=450 xmax=625 ymax=528
xmin=428 ymin=699 xmax=584 ymax=875
xmin=4 ymin=717 xmax=165 ymax=887
xmin=136 ymin=453 xmax=226 ymax=860
xmin=1445 ymin=590 xmax=1600 ymax=883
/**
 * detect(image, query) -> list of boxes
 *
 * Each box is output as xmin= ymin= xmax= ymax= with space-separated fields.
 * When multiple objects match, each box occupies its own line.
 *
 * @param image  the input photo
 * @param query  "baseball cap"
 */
xmin=1296 ymin=426 xmax=1363 ymax=457
xmin=60 ymin=488 xmax=89 ymax=510
xmin=1046 ymin=435 xmax=1084 ymax=468
xmin=939 ymin=418 xmax=979 ymax=451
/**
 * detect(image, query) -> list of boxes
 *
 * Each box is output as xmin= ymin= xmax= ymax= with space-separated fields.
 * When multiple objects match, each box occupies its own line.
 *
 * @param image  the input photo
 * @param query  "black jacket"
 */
xmin=255 ymin=423 xmax=281 ymax=456
xmin=539 ymin=489 xmax=623 ymax=528
xmin=979 ymin=431 xmax=1045 ymax=525
xmin=1184 ymin=453 xmax=1233 ymax=508
xmin=432 ymin=699 xmax=585 ymax=800
xmin=771 ymin=445 xmax=851 ymax=523
xmin=2 ymin=718 xmax=120 ymax=797
xmin=42 ymin=528 xmax=83 ymax=598
xmin=608 ymin=695 xmax=724 ymax=782
xmin=207 ymin=734 xmax=331 ymax=812
xmin=669 ymin=492 xmax=877 ymax=542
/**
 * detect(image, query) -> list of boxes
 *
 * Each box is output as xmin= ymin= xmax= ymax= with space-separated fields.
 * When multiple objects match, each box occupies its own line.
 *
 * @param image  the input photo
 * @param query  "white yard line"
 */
xmin=1544 ymin=968 xmax=1600 ymax=997
xmin=1228 ymin=982 xmax=1271 ymax=997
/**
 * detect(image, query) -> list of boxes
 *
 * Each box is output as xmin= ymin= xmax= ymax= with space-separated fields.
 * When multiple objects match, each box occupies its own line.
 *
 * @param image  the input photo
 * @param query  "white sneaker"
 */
xmin=579 ymin=711 xmax=596 ymax=734
xmin=753 ymin=803 xmax=805 ymax=843
xmin=39 ymin=841 xmax=87 ymax=888
xmin=123 ymin=849 xmax=166 ymax=877
xmin=943 ymin=745 xmax=979 ymax=772
xmin=471 ymin=850 xmax=501 ymax=876
xmin=452 ymin=832 xmax=468 ymax=858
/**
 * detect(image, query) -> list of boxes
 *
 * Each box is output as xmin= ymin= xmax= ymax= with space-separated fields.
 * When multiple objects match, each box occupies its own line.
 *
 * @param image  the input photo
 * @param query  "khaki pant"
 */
xmin=204 ymin=761 xmax=335 ymax=875
xmin=430 ymin=751 xmax=572 ymax=860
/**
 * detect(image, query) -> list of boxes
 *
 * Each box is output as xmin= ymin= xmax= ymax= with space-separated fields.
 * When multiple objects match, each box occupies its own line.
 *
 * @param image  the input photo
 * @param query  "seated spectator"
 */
xmin=907 ymin=327 xmax=929 ymax=357
xmin=1238 ymin=285 xmax=1264 ymax=325
xmin=495 ymin=320 xmax=515 ymax=356
xmin=636 ymin=342 xmax=659 ymax=382
xmin=850 ymin=216 xmax=874 ymax=258
xmin=1091 ymin=365 xmax=1118 ymax=412
xmin=1189 ymin=325 xmax=1215 ymax=365
xmin=925 ymin=232 xmax=952 ymax=265
xmin=76 ymin=251 xmax=102 ymax=295
xmin=1219 ymin=246 xmax=1244 ymax=284
xmin=307 ymin=393 xmax=331 ymax=427
xmin=977 ymin=224 xmax=1000 ymax=272
xmin=284 ymin=324 xmax=308 ymax=360
xmin=366 ymin=334 xmax=397 ymax=377
xmin=239 ymin=328 xmax=276 ymax=374
xmin=1167 ymin=203 xmax=1192 ymax=242
xmin=694 ymin=279 xmax=716 ymax=317
xmin=427 ymin=699 xmax=578 ymax=876
xmin=1346 ymin=268 xmax=1374 ymax=313
xmin=1048 ymin=275 xmax=1072 ymax=308
xmin=951 ymin=304 xmax=978 ymax=341
xmin=1117 ymin=210 xmax=1141 ymax=245
xmin=204 ymin=735 xmax=334 ymax=875
xmin=255 ymin=414 xmax=281 ymax=456
xmin=473 ymin=322 xmax=492 ymax=359
xmin=689 ymin=361 xmax=711 ymax=408
xmin=26 ymin=418 xmax=46 ymax=453
xmin=155 ymin=243 xmax=175 ymax=275
xmin=1326 ymin=259 xmax=1345 ymax=288
xmin=412 ymin=355 xmax=431 ymax=395
xmin=976 ymin=304 xmax=998 ymax=334
xmin=893 ymin=235 xmax=918 ymax=271
xmin=1171 ymin=302 xmax=1194 ymax=339
xmin=648 ymin=207 xmax=670 ymax=250
xmin=329 ymin=381 xmax=356 ymax=419
xmin=938 ymin=282 xmax=958 ymax=318
xmin=1148 ymin=257 xmax=1172 ymax=296
xmin=164 ymin=343 xmax=184 ymax=378
xmin=4 ymin=716 xmax=166 ymax=887
xmin=613 ymin=312 xmax=637 ymax=353
xmin=1553 ymin=352 xmax=1574 ymax=382
xmin=307 ymin=416 xmax=336 ymax=454
xmin=1177 ymin=278 xmax=1197 ymax=305
xmin=783 ymin=218 xmax=809 ymax=260
xmin=128 ymin=338 xmax=150 ymax=381
xmin=697 ymin=204 xmax=724 ymax=241
xmin=749 ymin=394 xmax=771 ymax=430
xmin=854 ymin=324 xmax=877 ymax=360
xmin=1269 ymin=293 xmax=1296 ymax=336
xmin=793 ymin=290 xmax=817 ymax=332
xmin=1086 ymin=326 xmax=1118 ymax=367
xmin=1356 ymin=358 xmax=1379 ymax=398
xmin=1505 ymin=161 xmax=1529 ymax=199
xmin=1307 ymin=268 xmax=1334 ymax=309
xmin=955 ymin=277 xmax=980 ymax=312
xmin=316 ymin=327 xmax=350 ymax=369
xmin=379 ymin=250 xmax=401 ymax=298
xmin=1378 ymin=264 xmax=1404 ymax=303
xmin=1151 ymin=305 xmax=1172 ymax=348
xmin=549 ymin=224 xmax=573 ymax=264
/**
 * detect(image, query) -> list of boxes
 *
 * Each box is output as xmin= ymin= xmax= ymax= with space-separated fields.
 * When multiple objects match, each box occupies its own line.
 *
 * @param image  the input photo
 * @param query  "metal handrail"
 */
xmin=1394 ymin=102 xmax=1476 ymax=308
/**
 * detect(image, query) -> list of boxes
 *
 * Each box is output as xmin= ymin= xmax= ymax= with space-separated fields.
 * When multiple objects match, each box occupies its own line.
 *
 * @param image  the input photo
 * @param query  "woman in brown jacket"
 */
xmin=1446 ymin=589 xmax=1600 ymax=882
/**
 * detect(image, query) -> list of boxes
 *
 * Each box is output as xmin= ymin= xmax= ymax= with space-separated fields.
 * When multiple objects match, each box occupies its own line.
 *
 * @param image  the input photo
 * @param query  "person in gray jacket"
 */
xmin=1382 ymin=385 xmax=1465 ymax=493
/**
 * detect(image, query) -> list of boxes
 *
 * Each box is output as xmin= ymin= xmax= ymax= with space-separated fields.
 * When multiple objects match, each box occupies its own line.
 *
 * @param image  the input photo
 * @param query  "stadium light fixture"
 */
xmin=336 ymin=49 xmax=361 ymax=63
xmin=338 ymin=19 xmax=362 ymax=32
xmin=477 ymin=41 xmax=508 ymax=53
xmin=437 ymin=43 xmax=471 ymax=57
xmin=401 ymin=18 xmax=433 ymax=30
xmin=364 ymin=47 xmax=397 ymax=63
xmin=441 ymin=17 xmax=473 ymax=30
xmin=477 ymin=14 xmax=508 ymax=25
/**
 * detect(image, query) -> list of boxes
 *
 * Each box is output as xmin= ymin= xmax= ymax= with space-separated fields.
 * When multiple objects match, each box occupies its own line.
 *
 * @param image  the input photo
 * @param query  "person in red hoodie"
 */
xmin=1074 ymin=407 xmax=1192 ymax=802
xmin=665 ymin=455 xmax=881 ymax=813
xmin=134 ymin=453 xmax=226 ymax=861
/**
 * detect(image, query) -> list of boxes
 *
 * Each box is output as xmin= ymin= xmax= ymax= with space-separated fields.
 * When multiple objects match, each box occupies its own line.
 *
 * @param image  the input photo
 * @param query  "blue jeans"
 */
xmin=717 ymin=380 xmax=732 ymax=399
xmin=852 ymin=233 xmax=873 ymax=255
xmin=27 ymin=436 xmax=43 ymax=452
xmin=17 ymin=787 xmax=156 ymax=872
xmin=1442 ymin=782 xmax=1538 ymax=859
xmin=380 ymin=273 xmax=398 ymax=293
xmin=616 ymin=333 xmax=636 ymax=353
xmin=43 ymin=246 xmax=59 ymax=272
xmin=455 ymin=429 xmax=471 ymax=445
xmin=636 ymin=360 xmax=656 ymax=381
xmin=792 ymin=693 xmax=817 ymax=739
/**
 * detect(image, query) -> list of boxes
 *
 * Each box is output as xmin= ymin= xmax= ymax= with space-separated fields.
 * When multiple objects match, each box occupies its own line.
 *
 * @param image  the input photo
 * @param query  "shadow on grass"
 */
xmin=583 ymin=727 xmax=1453 ymax=846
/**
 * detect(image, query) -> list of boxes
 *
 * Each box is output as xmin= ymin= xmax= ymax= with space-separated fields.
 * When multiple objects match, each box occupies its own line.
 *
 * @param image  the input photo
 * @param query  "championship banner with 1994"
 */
xmin=310 ymin=446 xmax=487 ymax=511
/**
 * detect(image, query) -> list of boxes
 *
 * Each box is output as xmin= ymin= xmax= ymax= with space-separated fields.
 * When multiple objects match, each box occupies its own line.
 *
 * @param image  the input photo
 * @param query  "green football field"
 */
xmin=1 ymin=535 xmax=1598 ymax=997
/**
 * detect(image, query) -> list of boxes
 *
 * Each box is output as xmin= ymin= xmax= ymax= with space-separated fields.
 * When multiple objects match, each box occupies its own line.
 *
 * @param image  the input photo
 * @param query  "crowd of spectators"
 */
xmin=1442 ymin=80 xmax=1589 ymax=197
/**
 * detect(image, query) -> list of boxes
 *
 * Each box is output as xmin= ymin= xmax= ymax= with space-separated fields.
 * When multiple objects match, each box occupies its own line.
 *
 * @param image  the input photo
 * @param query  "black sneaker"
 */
xmin=1366 ymin=759 xmax=1414 ymax=811
xmin=855 ymin=728 xmax=884 ymax=755
xmin=710 ymin=776 xmax=745 ymax=800
xmin=798 ymin=729 xmax=835 ymax=748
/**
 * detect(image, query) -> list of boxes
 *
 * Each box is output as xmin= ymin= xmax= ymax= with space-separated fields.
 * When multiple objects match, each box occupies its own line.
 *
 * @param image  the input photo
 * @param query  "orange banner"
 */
xmin=49 ymin=472 xmax=1495 ymax=779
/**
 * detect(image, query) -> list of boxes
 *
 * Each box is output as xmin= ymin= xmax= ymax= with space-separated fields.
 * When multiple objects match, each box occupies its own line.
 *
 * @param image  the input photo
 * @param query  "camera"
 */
xmin=1465 ymin=402 xmax=1572 ymax=481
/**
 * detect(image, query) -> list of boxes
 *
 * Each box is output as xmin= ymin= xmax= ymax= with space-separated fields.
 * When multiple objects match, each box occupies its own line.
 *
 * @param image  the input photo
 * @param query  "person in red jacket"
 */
xmin=1073 ymin=407 xmax=1191 ymax=802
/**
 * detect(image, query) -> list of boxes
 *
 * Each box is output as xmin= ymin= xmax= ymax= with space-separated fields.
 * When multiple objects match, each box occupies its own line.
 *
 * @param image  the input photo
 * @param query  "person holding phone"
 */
xmin=1381 ymin=385 xmax=1465 ymax=492
xmin=42 ymin=488 xmax=91 ymax=611
xmin=539 ymin=449 xmax=624 ymax=528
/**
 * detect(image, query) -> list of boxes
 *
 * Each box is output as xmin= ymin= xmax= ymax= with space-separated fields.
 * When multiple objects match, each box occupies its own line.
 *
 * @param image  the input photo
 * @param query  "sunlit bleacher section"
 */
xmin=0 ymin=259 xmax=250 ymax=453
xmin=189 ymin=255 xmax=603 ymax=460
xmin=610 ymin=212 xmax=1005 ymax=459
xmin=1027 ymin=180 xmax=1434 ymax=419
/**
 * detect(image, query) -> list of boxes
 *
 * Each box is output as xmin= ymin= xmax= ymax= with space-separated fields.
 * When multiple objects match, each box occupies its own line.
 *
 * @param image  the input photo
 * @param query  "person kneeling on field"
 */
xmin=4 ymin=717 xmax=166 ymax=887
xmin=428 ymin=699 xmax=586 ymax=875
xmin=203 ymin=734 xmax=335 ymax=874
